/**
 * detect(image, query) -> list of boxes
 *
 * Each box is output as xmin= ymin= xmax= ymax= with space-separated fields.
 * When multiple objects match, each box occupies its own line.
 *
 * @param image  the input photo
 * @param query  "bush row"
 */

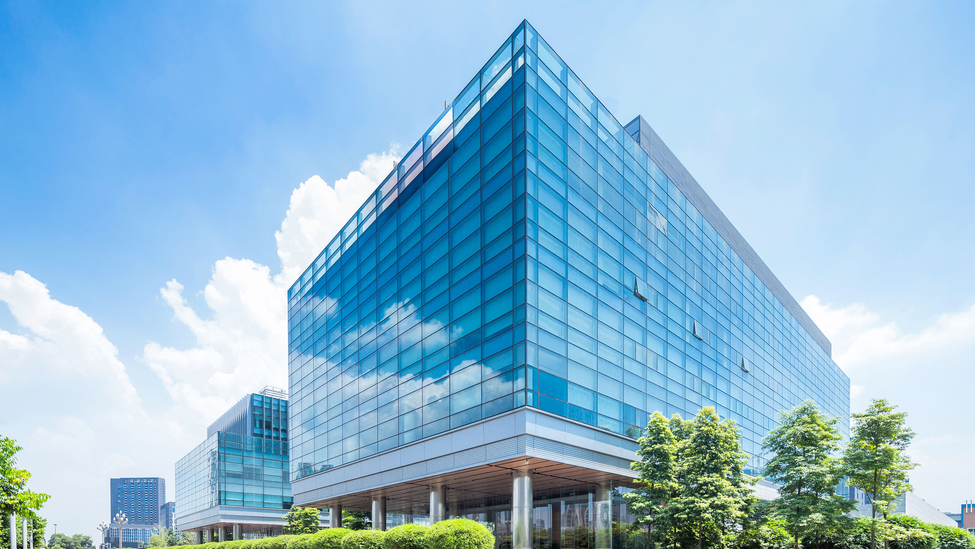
xmin=190 ymin=519 xmax=494 ymax=549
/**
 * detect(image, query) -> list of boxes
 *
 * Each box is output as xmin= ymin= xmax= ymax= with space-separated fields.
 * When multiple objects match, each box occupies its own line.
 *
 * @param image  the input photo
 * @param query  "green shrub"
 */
xmin=385 ymin=524 xmax=430 ymax=549
xmin=340 ymin=530 xmax=385 ymax=549
xmin=922 ymin=522 xmax=975 ymax=549
xmin=424 ymin=519 xmax=494 ymax=549
xmin=258 ymin=535 xmax=294 ymax=549
xmin=287 ymin=534 xmax=318 ymax=549
xmin=311 ymin=528 xmax=353 ymax=549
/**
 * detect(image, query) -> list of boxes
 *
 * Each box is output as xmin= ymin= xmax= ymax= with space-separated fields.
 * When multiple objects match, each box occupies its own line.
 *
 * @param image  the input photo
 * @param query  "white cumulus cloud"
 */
xmin=800 ymin=294 xmax=975 ymax=510
xmin=801 ymin=295 xmax=975 ymax=369
xmin=275 ymin=148 xmax=401 ymax=285
xmin=0 ymin=270 xmax=185 ymax=541
xmin=0 ymin=147 xmax=400 ymax=539
xmin=145 ymin=146 xmax=400 ymax=422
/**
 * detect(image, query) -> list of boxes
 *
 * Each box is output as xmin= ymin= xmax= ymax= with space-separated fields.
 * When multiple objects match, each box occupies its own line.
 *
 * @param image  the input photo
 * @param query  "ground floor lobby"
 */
xmin=313 ymin=455 xmax=642 ymax=549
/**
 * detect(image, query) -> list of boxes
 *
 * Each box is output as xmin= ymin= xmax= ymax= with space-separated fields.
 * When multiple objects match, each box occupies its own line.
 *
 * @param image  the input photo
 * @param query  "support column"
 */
xmin=204 ymin=530 xmax=210 ymax=544
xmin=551 ymin=501 xmax=562 ymax=549
xmin=429 ymin=485 xmax=447 ymax=524
xmin=194 ymin=532 xmax=202 ymax=545
xmin=371 ymin=498 xmax=387 ymax=531
xmin=218 ymin=527 xmax=225 ymax=543
xmin=328 ymin=506 xmax=342 ymax=529
xmin=233 ymin=525 xmax=241 ymax=541
xmin=594 ymin=482 xmax=612 ymax=549
xmin=512 ymin=470 xmax=533 ymax=549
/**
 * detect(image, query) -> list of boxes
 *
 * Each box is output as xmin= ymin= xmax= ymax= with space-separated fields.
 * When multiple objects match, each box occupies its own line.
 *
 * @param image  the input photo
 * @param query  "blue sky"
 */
xmin=2 ymin=0 xmax=974 ymax=538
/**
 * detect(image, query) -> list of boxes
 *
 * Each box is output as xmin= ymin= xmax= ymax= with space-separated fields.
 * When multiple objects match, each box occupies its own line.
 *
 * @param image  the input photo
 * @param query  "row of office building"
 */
xmin=169 ymin=19 xmax=955 ymax=547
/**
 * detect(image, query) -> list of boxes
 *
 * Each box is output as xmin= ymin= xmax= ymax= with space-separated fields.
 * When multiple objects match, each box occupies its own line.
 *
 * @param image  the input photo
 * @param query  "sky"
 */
xmin=1 ymin=0 xmax=974 ymax=539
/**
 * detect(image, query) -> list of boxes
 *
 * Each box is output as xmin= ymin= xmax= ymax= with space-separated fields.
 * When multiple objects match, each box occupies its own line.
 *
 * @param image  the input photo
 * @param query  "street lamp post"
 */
xmin=113 ymin=513 xmax=127 ymax=549
xmin=97 ymin=523 xmax=109 ymax=549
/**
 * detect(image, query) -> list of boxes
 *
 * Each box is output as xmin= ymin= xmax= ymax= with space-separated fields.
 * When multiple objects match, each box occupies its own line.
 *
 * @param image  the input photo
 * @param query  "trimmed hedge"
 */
xmin=342 ymin=530 xmax=386 ymax=549
xmin=384 ymin=524 xmax=430 ymax=549
xmin=255 ymin=536 xmax=294 ymax=549
xmin=424 ymin=519 xmax=494 ymax=549
xmin=185 ymin=521 xmax=495 ymax=549
xmin=192 ymin=531 xmax=354 ymax=549
xmin=287 ymin=534 xmax=317 ymax=549
xmin=314 ymin=529 xmax=353 ymax=549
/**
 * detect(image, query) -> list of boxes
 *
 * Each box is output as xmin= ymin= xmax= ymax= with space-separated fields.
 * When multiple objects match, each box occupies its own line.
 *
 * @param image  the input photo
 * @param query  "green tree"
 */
xmin=665 ymin=414 xmax=697 ymax=549
xmin=285 ymin=507 xmax=322 ymax=535
xmin=666 ymin=407 xmax=756 ymax=549
xmin=0 ymin=514 xmax=46 ymax=549
xmin=762 ymin=400 xmax=854 ymax=547
xmin=736 ymin=501 xmax=792 ymax=549
xmin=625 ymin=411 xmax=677 ymax=549
xmin=146 ymin=527 xmax=189 ymax=548
xmin=171 ymin=528 xmax=194 ymax=546
xmin=842 ymin=399 xmax=917 ymax=549
xmin=49 ymin=533 xmax=93 ymax=549
xmin=341 ymin=511 xmax=370 ymax=531
xmin=0 ymin=436 xmax=50 ymax=528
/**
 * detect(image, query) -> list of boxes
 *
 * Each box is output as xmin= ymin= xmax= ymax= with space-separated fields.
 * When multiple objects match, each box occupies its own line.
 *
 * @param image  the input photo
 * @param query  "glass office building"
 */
xmin=287 ymin=21 xmax=849 ymax=548
xmin=176 ymin=388 xmax=302 ymax=541
xmin=105 ymin=525 xmax=157 ymax=549
xmin=106 ymin=477 xmax=166 ymax=548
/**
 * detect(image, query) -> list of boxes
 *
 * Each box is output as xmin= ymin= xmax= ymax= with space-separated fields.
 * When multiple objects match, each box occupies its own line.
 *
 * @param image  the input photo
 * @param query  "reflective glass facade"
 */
xmin=106 ymin=525 xmax=157 ymax=548
xmin=287 ymin=21 xmax=849 ymax=482
xmin=110 ymin=477 xmax=165 ymax=525
xmin=176 ymin=393 xmax=292 ymax=518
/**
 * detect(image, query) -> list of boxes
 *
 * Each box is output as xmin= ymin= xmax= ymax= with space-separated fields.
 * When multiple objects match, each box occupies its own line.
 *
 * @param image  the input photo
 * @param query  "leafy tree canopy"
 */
xmin=762 ymin=400 xmax=854 ymax=546
xmin=342 ymin=511 xmax=370 ymax=531
xmin=843 ymin=399 xmax=917 ymax=549
xmin=49 ymin=533 xmax=94 ymax=549
xmin=1 ymin=435 xmax=50 ymax=518
xmin=285 ymin=507 xmax=322 ymax=535
xmin=625 ymin=407 xmax=755 ymax=549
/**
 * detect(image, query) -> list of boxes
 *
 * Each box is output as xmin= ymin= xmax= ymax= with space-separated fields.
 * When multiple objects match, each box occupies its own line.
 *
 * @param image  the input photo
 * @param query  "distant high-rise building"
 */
xmin=110 ymin=477 xmax=165 ymax=525
xmin=176 ymin=387 xmax=314 ymax=542
xmin=160 ymin=502 xmax=177 ymax=532
xmin=106 ymin=477 xmax=166 ymax=548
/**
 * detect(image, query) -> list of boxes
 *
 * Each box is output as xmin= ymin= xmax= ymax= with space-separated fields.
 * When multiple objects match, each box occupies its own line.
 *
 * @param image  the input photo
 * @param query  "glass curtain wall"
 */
xmin=287 ymin=20 xmax=848 ymax=481
xmin=175 ymin=433 xmax=292 ymax=515
xmin=288 ymin=25 xmax=532 ymax=481
xmin=516 ymin=23 xmax=848 ymax=475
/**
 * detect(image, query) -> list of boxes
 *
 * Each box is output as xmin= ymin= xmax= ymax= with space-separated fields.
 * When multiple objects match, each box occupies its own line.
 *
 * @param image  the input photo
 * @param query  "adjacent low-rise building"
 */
xmin=176 ymin=387 xmax=309 ymax=541
xmin=947 ymin=502 xmax=975 ymax=532
xmin=853 ymin=492 xmax=958 ymax=528
xmin=105 ymin=524 xmax=158 ymax=549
